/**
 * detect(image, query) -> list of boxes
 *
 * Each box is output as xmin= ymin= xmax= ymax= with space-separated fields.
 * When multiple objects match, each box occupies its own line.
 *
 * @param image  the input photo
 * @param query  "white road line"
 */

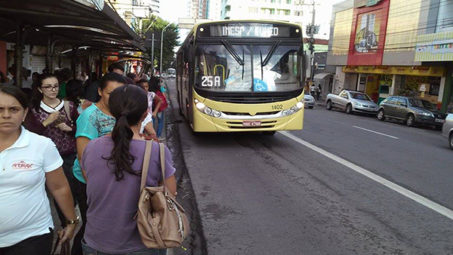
xmin=353 ymin=126 xmax=399 ymax=139
xmin=279 ymin=131 xmax=453 ymax=221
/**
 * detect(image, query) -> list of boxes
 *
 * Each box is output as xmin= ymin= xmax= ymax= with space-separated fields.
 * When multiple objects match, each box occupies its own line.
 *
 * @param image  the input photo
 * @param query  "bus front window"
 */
xmin=195 ymin=44 xmax=301 ymax=92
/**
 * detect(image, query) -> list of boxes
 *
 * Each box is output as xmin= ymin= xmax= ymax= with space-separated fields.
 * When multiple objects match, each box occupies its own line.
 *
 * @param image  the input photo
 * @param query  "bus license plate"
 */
xmin=243 ymin=120 xmax=261 ymax=127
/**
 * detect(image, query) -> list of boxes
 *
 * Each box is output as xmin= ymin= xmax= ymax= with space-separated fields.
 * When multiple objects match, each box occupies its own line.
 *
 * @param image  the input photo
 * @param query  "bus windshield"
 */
xmin=195 ymin=44 xmax=301 ymax=92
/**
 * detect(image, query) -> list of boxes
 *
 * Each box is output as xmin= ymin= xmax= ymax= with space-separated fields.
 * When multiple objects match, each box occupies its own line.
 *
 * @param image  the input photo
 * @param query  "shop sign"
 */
xmin=343 ymin=65 xmax=445 ymax=77
xmin=415 ymin=31 xmax=453 ymax=61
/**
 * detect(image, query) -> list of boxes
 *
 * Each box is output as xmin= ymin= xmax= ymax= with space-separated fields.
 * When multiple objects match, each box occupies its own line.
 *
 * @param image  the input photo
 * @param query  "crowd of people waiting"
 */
xmin=0 ymin=63 xmax=173 ymax=255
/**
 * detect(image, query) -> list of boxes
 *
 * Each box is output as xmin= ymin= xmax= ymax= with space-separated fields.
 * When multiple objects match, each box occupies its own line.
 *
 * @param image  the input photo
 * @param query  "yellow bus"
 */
xmin=176 ymin=20 xmax=305 ymax=134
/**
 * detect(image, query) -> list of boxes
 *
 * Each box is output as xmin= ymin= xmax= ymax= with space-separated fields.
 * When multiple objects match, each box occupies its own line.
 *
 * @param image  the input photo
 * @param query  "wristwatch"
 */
xmin=66 ymin=216 xmax=80 ymax=225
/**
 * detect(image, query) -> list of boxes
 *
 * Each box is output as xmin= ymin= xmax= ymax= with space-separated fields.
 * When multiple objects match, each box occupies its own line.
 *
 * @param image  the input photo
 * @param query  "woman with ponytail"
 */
xmin=71 ymin=72 xmax=125 ymax=255
xmin=80 ymin=85 xmax=176 ymax=254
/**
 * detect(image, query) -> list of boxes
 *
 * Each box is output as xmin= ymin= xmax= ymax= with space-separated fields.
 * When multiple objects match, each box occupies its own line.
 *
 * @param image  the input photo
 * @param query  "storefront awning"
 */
xmin=0 ymin=0 xmax=144 ymax=52
xmin=313 ymin=72 xmax=332 ymax=80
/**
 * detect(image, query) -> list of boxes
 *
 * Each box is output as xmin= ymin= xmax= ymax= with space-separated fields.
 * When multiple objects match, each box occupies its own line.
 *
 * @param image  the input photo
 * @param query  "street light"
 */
xmin=160 ymin=23 xmax=171 ymax=76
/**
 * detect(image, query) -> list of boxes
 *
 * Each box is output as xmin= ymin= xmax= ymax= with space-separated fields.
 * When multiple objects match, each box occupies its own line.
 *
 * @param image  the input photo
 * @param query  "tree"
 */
xmin=136 ymin=15 xmax=179 ymax=74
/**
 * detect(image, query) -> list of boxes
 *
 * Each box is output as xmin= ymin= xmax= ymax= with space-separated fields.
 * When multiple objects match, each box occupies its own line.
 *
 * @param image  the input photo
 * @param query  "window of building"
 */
xmin=270 ymin=9 xmax=275 ymax=15
xmin=286 ymin=0 xmax=291 ymax=4
xmin=436 ymin=0 xmax=453 ymax=32
xmin=285 ymin=10 xmax=290 ymax=15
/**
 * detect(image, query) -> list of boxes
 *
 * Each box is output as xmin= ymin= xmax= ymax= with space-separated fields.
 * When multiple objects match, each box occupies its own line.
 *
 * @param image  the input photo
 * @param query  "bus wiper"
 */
xmin=221 ymin=40 xmax=244 ymax=66
xmin=262 ymin=40 xmax=280 ymax=66
xmin=242 ymin=49 xmax=245 ymax=80
xmin=259 ymin=50 xmax=263 ymax=80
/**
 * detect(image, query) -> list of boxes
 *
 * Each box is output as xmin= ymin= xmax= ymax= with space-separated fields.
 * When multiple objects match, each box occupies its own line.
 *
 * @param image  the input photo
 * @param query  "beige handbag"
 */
xmin=137 ymin=141 xmax=190 ymax=248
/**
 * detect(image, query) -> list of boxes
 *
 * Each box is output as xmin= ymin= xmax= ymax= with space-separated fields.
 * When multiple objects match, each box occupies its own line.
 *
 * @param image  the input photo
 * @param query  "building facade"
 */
xmin=327 ymin=0 xmax=453 ymax=112
xmin=111 ymin=0 xmax=159 ymax=27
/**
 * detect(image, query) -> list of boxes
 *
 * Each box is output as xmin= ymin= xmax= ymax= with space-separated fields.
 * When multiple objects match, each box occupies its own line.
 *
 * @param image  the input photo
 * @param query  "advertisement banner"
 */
xmin=415 ymin=31 xmax=453 ymax=61
xmin=347 ymin=0 xmax=390 ymax=66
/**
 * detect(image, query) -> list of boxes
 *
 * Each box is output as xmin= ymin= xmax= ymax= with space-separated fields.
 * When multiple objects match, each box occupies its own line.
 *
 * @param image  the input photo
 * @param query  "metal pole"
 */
xmin=309 ymin=0 xmax=316 ymax=81
xmin=160 ymin=23 xmax=171 ymax=76
xmin=151 ymin=33 xmax=154 ymax=75
xmin=15 ymin=23 xmax=23 ymax=88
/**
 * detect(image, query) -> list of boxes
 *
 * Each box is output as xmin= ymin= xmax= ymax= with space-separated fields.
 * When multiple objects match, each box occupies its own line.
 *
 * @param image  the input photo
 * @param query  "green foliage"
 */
xmin=135 ymin=15 xmax=179 ymax=73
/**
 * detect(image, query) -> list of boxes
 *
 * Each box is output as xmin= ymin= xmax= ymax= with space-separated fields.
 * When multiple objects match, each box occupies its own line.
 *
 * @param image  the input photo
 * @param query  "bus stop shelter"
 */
xmin=0 ymin=0 xmax=145 ymax=87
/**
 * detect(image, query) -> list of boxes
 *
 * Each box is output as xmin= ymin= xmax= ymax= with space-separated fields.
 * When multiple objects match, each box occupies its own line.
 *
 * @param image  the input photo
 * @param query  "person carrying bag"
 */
xmin=137 ymin=141 xmax=190 ymax=248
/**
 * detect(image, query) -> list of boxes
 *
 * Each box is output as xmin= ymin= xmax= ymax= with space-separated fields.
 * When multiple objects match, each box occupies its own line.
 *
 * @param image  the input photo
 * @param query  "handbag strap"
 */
xmin=140 ymin=141 xmax=153 ymax=192
xmin=159 ymin=143 xmax=167 ymax=193
xmin=63 ymin=100 xmax=72 ymax=122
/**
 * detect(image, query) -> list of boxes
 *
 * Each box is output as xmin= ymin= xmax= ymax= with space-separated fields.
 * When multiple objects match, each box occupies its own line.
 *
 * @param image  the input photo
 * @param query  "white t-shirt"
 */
xmin=140 ymin=91 xmax=156 ymax=134
xmin=0 ymin=127 xmax=63 ymax=247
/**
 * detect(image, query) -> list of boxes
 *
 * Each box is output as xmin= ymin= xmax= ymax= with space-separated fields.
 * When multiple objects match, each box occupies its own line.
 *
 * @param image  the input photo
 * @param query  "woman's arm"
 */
xmin=45 ymin=168 xmax=77 ymax=243
xmin=77 ymin=136 xmax=91 ymax=181
xmin=164 ymin=175 xmax=177 ymax=196
xmin=153 ymin=96 xmax=163 ymax=117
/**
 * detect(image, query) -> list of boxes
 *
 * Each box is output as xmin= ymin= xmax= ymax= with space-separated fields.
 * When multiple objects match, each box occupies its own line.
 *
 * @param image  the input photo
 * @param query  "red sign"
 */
xmin=347 ymin=0 xmax=390 ymax=66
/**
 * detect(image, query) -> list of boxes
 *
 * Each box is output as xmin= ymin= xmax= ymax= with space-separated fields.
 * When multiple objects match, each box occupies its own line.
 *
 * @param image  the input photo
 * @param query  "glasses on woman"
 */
xmin=42 ymin=85 xmax=59 ymax=91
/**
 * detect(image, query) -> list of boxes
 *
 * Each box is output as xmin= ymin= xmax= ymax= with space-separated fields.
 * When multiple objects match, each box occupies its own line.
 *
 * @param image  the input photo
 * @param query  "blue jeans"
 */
xmin=81 ymin=240 xmax=166 ymax=255
xmin=156 ymin=112 xmax=164 ymax=138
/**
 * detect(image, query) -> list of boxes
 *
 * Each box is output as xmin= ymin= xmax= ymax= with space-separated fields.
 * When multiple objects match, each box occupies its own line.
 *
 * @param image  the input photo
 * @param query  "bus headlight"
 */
xmin=282 ymin=101 xmax=304 ymax=116
xmin=195 ymin=99 xmax=222 ymax=118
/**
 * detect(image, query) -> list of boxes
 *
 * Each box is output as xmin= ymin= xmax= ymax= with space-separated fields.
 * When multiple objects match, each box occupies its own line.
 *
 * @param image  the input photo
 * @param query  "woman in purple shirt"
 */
xmin=81 ymin=85 xmax=176 ymax=255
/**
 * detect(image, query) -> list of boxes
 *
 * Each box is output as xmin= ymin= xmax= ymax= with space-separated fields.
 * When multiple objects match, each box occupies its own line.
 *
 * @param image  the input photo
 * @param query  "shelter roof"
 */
xmin=0 ymin=0 xmax=144 ymax=52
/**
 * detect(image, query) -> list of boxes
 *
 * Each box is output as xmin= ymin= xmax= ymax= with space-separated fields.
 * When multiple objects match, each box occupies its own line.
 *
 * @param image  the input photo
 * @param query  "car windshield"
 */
xmin=194 ymin=44 xmax=302 ymax=92
xmin=409 ymin=98 xmax=435 ymax=110
xmin=350 ymin=92 xmax=371 ymax=101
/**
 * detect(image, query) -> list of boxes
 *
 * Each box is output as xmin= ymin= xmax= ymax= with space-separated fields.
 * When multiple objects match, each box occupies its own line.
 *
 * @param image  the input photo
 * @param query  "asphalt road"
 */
xmin=166 ymin=79 xmax=453 ymax=255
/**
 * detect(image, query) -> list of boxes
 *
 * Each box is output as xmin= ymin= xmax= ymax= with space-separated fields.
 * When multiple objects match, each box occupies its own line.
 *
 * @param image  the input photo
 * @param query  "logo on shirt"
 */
xmin=12 ymin=160 xmax=34 ymax=170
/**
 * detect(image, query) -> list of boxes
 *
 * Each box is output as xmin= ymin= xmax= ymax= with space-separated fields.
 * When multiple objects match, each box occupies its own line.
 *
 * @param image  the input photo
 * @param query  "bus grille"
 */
xmin=207 ymin=95 xmax=295 ymax=104
xmin=222 ymin=111 xmax=280 ymax=116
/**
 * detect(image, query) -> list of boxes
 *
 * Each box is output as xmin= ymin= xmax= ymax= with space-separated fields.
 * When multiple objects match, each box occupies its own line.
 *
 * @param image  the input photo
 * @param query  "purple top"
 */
xmin=81 ymin=136 xmax=176 ymax=253
xmin=23 ymin=100 xmax=78 ymax=156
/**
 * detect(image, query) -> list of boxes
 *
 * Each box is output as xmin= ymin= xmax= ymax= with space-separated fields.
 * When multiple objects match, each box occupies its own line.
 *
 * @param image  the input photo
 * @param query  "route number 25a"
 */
xmin=202 ymin=76 xmax=222 ymax=87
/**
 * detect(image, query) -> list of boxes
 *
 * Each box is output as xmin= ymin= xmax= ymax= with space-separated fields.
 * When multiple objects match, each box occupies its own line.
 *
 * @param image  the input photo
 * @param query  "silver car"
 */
xmin=304 ymin=94 xmax=315 ymax=109
xmin=442 ymin=113 xmax=453 ymax=150
xmin=326 ymin=90 xmax=379 ymax=114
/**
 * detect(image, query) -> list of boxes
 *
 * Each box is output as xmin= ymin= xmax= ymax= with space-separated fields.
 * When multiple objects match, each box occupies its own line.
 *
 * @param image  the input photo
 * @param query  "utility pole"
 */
xmin=160 ymin=23 xmax=171 ymax=76
xmin=308 ymin=0 xmax=316 ymax=81
xmin=151 ymin=33 xmax=155 ymax=75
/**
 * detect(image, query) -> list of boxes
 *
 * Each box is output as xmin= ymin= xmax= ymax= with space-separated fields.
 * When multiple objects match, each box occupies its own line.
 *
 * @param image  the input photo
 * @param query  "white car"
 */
xmin=304 ymin=94 xmax=315 ymax=109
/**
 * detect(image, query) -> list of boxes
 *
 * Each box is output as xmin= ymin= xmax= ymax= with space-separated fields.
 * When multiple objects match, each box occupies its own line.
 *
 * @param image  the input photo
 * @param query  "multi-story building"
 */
xmin=111 ymin=0 xmax=160 ymax=27
xmin=207 ymin=0 xmax=222 ymax=20
xmin=327 ymin=0 xmax=453 ymax=112
xmin=187 ymin=0 xmax=209 ymax=19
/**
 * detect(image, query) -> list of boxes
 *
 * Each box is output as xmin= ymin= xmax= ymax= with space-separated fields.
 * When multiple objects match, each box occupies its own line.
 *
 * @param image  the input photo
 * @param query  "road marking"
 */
xmin=353 ymin=125 xmax=399 ymax=139
xmin=280 ymin=131 xmax=453 ymax=221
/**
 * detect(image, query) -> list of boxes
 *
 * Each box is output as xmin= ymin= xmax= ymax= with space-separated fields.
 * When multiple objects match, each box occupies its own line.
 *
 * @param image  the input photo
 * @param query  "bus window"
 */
xmin=195 ymin=44 xmax=301 ymax=93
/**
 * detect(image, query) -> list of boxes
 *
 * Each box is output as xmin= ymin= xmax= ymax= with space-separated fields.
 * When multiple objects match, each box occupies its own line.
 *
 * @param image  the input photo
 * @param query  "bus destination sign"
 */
xmin=205 ymin=23 xmax=295 ymax=38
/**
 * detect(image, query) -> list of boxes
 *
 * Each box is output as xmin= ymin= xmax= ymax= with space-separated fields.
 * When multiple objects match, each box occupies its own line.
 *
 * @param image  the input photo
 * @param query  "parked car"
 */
xmin=325 ymin=90 xmax=378 ymax=114
xmin=304 ymin=93 xmax=315 ymax=109
xmin=442 ymin=113 xmax=453 ymax=150
xmin=377 ymin=96 xmax=447 ymax=128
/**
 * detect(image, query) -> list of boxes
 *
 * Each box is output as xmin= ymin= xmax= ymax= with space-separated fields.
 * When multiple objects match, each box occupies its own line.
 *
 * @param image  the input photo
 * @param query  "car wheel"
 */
xmin=449 ymin=133 xmax=453 ymax=150
xmin=377 ymin=109 xmax=385 ymax=121
xmin=326 ymin=100 xmax=332 ymax=110
xmin=345 ymin=104 xmax=352 ymax=114
xmin=406 ymin=114 xmax=415 ymax=127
